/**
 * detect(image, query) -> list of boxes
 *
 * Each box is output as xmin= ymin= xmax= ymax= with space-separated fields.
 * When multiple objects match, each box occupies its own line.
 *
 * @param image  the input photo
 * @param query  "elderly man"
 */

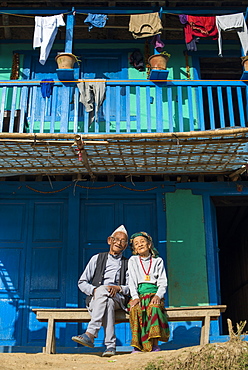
xmin=72 ymin=225 xmax=129 ymax=357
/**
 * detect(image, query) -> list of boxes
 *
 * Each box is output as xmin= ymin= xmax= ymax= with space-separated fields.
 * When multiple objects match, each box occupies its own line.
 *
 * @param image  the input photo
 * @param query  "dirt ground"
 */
xmin=0 ymin=346 xmax=201 ymax=370
xmin=2 ymin=341 xmax=248 ymax=370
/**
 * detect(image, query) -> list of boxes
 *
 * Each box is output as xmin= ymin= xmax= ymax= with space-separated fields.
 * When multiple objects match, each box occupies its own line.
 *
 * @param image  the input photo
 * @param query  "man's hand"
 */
xmin=107 ymin=285 xmax=121 ymax=297
xmin=150 ymin=295 xmax=161 ymax=305
xmin=130 ymin=298 xmax=140 ymax=309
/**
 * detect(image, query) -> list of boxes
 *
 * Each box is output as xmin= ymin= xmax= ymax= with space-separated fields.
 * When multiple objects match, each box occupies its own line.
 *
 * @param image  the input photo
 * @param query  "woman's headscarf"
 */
xmin=130 ymin=231 xmax=159 ymax=257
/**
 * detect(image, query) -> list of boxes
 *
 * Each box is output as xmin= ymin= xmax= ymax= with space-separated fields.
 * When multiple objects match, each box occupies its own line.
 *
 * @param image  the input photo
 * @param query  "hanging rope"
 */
xmin=25 ymin=184 xmax=72 ymax=194
xmin=10 ymin=53 xmax=20 ymax=80
xmin=25 ymin=183 xmax=160 ymax=194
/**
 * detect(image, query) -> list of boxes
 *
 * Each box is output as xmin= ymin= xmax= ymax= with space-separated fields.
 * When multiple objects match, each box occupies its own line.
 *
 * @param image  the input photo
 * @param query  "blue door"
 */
xmin=77 ymin=196 xmax=165 ymax=347
xmin=0 ymin=198 xmax=68 ymax=348
xmin=26 ymin=199 xmax=68 ymax=348
xmin=0 ymin=201 xmax=28 ymax=346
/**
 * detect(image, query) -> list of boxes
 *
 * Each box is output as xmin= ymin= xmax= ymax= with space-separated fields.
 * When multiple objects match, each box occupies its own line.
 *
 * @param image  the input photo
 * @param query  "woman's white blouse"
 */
xmin=128 ymin=255 xmax=168 ymax=300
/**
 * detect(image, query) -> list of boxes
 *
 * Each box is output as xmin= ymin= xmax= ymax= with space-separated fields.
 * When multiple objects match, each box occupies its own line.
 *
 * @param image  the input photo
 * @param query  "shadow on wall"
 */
xmin=161 ymin=325 xmax=201 ymax=350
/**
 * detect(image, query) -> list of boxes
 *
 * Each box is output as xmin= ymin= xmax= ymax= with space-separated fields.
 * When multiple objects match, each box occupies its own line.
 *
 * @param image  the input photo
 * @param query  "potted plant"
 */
xmin=55 ymin=52 xmax=78 ymax=69
xmin=148 ymin=51 xmax=171 ymax=70
xmin=241 ymin=56 xmax=248 ymax=71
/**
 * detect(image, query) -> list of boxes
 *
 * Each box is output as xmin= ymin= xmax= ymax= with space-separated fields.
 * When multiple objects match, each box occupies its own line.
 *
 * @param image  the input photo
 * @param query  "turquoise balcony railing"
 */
xmin=0 ymin=79 xmax=247 ymax=134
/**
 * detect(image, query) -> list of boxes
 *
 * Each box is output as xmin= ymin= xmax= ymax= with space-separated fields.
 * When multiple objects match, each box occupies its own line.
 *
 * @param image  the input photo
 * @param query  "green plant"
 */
xmin=160 ymin=51 xmax=171 ymax=59
xmin=144 ymin=361 xmax=164 ymax=370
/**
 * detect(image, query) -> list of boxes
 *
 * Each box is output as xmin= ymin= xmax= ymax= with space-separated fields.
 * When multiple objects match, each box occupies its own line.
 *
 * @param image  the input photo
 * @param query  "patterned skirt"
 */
xmin=128 ymin=287 xmax=170 ymax=352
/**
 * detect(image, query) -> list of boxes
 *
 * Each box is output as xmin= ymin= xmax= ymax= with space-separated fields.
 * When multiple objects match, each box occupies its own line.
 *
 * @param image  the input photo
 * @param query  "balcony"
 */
xmin=0 ymin=79 xmax=248 ymax=178
xmin=1 ymin=79 xmax=248 ymax=134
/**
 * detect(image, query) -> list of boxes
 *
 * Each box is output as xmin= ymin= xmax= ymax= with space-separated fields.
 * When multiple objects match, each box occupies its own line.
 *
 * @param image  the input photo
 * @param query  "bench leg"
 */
xmin=45 ymin=318 xmax=56 ymax=354
xmin=200 ymin=315 xmax=210 ymax=345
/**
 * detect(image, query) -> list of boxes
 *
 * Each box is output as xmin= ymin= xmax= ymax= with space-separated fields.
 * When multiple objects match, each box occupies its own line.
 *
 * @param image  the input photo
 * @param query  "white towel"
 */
xmin=216 ymin=13 xmax=248 ymax=57
xmin=33 ymin=14 xmax=65 ymax=65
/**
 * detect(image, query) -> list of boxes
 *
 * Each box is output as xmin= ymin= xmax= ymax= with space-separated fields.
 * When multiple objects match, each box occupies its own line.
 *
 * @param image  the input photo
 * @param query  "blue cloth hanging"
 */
xmin=84 ymin=13 xmax=108 ymax=31
xmin=40 ymin=79 xmax=54 ymax=98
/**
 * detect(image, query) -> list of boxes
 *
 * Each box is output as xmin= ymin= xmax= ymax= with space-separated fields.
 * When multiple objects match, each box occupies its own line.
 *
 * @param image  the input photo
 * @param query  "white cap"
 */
xmin=111 ymin=225 xmax=128 ymax=237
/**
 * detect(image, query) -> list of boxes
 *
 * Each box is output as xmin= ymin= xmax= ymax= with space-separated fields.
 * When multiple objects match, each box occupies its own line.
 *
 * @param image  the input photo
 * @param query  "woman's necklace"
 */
xmin=139 ymin=255 xmax=152 ymax=281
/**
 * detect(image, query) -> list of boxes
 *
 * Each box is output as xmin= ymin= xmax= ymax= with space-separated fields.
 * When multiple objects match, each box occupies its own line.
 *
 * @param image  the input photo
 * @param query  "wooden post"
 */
xmin=200 ymin=314 xmax=211 ymax=345
xmin=45 ymin=318 xmax=56 ymax=354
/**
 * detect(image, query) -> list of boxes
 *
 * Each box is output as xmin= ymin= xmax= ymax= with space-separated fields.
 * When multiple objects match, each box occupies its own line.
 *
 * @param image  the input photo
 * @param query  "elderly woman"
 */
xmin=128 ymin=231 xmax=170 ymax=352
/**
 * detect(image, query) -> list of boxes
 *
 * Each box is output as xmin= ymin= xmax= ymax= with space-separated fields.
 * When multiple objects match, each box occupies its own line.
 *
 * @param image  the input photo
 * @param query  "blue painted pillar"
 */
xmin=65 ymin=8 xmax=75 ymax=53
xmin=202 ymin=193 xmax=221 ymax=337
xmin=154 ymin=7 xmax=163 ymax=55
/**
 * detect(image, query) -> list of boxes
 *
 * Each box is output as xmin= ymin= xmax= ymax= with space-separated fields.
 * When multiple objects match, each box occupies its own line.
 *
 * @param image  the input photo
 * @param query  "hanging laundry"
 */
xmin=186 ymin=36 xmax=200 ymax=51
xmin=180 ymin=15 xmax=218 ymax=51
xmin=150 ymin=34 xmax=165 ymax=52
xmin=216 ymin=13 xmax=248 ymax=57
xmin=84 ymin=13 xmax=108 ymax=31
xmin=179 ymin=14 xmax=188 ymax=25
xmin=179 ymin=15 xmax=199 ymax=50
xmin=129 ymin=12 xmax=163 ymax=39
xmin=77 ymin=80 xmax=106 ymax=126
xmin=40 ymin=79 xmax=55 ymax=98
xmin=129 ymin=49 xmax=145 ymax=71
xmin=33 ymin=14 xmax=65 ymax=65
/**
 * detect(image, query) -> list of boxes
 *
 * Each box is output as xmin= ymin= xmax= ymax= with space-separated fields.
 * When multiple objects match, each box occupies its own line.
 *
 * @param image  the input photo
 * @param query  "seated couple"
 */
xmin=72 ymin=225 xmax=170 ymax=357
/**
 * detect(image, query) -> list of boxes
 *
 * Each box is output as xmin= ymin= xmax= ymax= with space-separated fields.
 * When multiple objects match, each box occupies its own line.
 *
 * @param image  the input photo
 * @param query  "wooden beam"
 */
xmin=2 ymin=14 xmax=11 ymax=39
xmin=107 ymin=174 xmax=115 ymax=182
xmin=0 ymin=138 xmax=247 ymax=146
xmin=0 ymin=161 xmax=245 ymax=171
xmin=229 ymin=165 xmax=247 ymax=180
xmin=0 ymin=169 xmax=233 ymax=176
xmin=0 ymin=139 xmax=108 ymax=145
xmin=0 ymin=151 xmax=242 ymax=160
xmin=0 ymin=128 xmax=248 ymax=140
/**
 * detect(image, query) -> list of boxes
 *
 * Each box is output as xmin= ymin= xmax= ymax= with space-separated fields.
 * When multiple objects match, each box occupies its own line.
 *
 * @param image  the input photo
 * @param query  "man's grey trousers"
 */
xmin=87 ymin=285 xmax=124 ymax=349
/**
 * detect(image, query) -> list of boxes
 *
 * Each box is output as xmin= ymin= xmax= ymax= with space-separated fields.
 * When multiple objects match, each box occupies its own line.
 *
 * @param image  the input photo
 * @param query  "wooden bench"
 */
xmin=32 ymin=305 xmax=226 ymax=354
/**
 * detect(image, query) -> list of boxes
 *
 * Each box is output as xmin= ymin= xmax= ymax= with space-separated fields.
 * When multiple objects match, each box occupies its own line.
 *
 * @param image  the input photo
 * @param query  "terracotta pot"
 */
xmin=148 ymin=54 xmax=169 ymax=70
xmin=241 ymin=56 xmax=248 ymax=71
xmin=55 ymin=53 xmax=77 ymax=69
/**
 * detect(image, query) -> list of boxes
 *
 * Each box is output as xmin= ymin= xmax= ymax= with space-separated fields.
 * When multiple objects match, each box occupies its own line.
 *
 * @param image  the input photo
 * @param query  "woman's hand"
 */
xmin=130 ymin=298 xmax=140 ymax=308
xmin=150 ymin=295 xmax=161 ymax=305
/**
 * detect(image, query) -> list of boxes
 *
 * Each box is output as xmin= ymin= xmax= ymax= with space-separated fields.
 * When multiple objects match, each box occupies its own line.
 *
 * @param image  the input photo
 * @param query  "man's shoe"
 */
xmin=71 ymin=333 xmax=94 ymax=348
xmin=102 ymin=347 xmax=116 ymax=357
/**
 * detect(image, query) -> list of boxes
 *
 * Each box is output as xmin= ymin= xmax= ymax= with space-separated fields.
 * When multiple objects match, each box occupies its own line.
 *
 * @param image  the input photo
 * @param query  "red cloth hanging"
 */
xmin=184 ymin=16 xmax=218 ymax=44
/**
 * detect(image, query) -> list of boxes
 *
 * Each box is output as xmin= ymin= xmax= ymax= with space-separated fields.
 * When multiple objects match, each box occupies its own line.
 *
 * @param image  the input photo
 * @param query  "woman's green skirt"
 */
xmin=128 ymin=283 xmax=170 ymax=352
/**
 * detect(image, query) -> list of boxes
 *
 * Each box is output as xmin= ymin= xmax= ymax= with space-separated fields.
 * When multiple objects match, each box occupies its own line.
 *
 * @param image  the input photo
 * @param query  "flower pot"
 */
xmin=55 ymin=53 xmax=77 ymax=69
xmin=148 ymin=54 xmax=169 ymax=70
xmin=241 ymin=56 xmax=248 ymax=71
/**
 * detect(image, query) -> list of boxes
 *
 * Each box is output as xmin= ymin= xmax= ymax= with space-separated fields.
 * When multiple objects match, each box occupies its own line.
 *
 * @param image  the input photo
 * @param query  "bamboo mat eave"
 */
xmin=0 ymin=130 xmax=247 ymax=176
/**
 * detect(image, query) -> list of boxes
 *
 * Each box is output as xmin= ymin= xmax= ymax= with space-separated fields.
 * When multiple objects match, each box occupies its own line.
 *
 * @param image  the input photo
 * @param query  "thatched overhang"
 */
xmin=0 ymin=129 xmax=247 ymax=180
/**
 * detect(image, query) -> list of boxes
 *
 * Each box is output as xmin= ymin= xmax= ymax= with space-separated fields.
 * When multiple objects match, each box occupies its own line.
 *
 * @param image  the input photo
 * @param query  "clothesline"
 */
xmin=0 ymin=10 xmax=247 ymax=19
xmin=20 ymin=10 xmax=248 ymax=65
xmin=3 ymin=10 xmax=248 ymax=65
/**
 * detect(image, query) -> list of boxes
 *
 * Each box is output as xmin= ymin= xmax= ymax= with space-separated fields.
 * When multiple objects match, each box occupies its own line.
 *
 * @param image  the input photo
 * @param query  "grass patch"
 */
xmin=144 ymin=320 xmax=248 ymax=370
xmin=144 ymin=341 xmax=248 ymax=370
